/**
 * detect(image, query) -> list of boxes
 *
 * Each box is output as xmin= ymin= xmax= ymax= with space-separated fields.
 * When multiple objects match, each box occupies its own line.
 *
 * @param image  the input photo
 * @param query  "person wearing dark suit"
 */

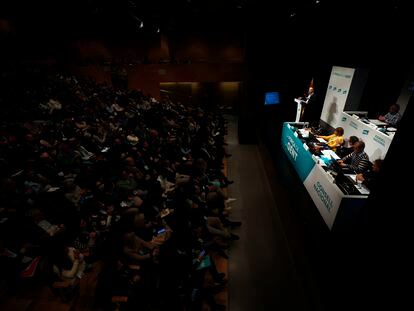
xmin=298 ymin=87 xmax=317 ymax=123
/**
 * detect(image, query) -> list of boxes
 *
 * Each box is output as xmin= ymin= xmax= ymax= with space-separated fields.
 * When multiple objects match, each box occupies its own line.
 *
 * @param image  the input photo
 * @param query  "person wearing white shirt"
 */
xmin=297 ymin=87 xmax=315 ymax=121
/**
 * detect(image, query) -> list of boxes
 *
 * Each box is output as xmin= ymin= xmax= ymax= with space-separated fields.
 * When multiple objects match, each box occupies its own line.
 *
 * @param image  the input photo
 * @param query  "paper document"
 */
xmin=319 ymin=156 xmax=329 ymax=166
xmin=321 ymin=149 xmax=340 ymax=160
xmin=357 ymin=186 xmax=370 ymax=195
xmin=298 ymin=129 xmax=310 ymax=137
xmin=368 ymin=119 xmax=387 ymax=126
xmin=316 ymin=137 xmax=326 ymax=143
xmin=346 ymin=174 xmax=357 ymax=182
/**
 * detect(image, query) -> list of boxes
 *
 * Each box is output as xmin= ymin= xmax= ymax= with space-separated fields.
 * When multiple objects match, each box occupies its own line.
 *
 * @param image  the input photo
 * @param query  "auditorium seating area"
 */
xmin=0 ymin=68 xmax=238 ymax=310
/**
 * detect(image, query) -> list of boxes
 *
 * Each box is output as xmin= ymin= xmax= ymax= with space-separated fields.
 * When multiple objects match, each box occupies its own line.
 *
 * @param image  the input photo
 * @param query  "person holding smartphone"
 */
xmin=151 ymin=224 xmax=173 ymax=246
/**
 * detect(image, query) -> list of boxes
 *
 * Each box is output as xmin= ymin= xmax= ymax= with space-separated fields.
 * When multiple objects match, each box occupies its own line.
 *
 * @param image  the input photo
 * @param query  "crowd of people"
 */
xmin=0 ymin=68 xmax=239 ymax=310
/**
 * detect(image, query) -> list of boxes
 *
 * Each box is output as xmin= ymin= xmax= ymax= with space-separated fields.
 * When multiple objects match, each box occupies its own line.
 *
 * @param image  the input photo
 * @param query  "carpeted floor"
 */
xmin=225 ymin=116 xmax=315 ymax=311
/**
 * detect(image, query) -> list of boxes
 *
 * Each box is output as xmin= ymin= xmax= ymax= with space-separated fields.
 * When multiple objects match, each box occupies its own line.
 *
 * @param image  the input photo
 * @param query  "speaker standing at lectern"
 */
xmin=295 ymin=87 xmax=315 ymax=122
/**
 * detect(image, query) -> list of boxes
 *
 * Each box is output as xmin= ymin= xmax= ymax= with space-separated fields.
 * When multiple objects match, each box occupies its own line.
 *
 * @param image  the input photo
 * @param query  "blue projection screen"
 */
xmin=264 ymin=92 xmax=280 ymax=105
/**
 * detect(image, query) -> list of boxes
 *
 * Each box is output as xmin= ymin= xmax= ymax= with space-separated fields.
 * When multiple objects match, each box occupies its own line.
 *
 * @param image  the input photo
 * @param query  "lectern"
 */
xmin=294 ymin=98 xmax=304 ymax=122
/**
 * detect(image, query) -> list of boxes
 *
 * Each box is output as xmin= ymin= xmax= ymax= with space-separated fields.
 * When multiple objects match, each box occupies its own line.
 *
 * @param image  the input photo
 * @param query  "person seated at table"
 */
xmin=356 ymin=159 xmax=383 ymax=190
xmin=378 ymin=104 xmax=402 ymax=127
xmin=336 ymin=135 xmax=359 ymax=158
xmin=315 ymin=127 xmax=344 ymax=152
xmin=337 ymin=141 xmax=371 ymax=174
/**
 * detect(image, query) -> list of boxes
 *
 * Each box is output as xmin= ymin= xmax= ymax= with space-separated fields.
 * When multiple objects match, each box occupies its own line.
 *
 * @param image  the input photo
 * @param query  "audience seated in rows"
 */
xmin=0 ymin=68 xmax=237 ymax=310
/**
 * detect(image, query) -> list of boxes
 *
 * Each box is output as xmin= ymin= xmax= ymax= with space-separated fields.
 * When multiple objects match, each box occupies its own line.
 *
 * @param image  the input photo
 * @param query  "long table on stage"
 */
xmin=281 ymin=122 xmax=369 ymax=230
xmin=338 ymin=111 xmax=395 ymax=160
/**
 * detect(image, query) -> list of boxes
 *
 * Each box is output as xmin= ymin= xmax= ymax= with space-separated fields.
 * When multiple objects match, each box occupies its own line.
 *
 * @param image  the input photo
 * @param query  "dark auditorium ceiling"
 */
xmin=0 ymin=0 xmax=410 ymax=63
xmin=0 ymin=0 xmax=409 ymax=38
xmin=0 ymin=0 xmax=247 ymax=38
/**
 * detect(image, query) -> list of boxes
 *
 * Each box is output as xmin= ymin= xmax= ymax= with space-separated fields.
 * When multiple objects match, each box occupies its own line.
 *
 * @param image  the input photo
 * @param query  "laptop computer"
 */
xmin=327 ymin=156 xmax=359 ymax=194
xmin=334 ymin=169 xmax=356 ymax=194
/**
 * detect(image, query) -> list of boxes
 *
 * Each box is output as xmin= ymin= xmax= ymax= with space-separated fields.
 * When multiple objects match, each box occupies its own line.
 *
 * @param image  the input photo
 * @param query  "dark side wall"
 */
xmin=67 ymin=34 xmax=245 ymax=101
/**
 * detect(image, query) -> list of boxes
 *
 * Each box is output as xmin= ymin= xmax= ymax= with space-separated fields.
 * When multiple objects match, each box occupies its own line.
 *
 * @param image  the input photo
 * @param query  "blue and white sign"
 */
xmin=281 ymin=123 xmax=316 ymax=182
xmin=303 ymin=165 xmax=343 ymax=229
xmin=338 ymin=112 xmax=394 ymax=160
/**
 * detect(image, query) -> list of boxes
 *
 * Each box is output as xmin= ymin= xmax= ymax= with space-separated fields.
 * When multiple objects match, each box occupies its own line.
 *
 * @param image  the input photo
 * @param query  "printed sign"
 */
xmin=281 ymin=123 xmax=315 ymax=182
xmin=303 ymin=165 xmax=343 ymax=229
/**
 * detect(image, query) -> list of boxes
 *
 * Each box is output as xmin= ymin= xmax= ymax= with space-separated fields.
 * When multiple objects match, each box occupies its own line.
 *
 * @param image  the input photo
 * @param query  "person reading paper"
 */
xmin=316 ymin=127 xmax=344 ymax=152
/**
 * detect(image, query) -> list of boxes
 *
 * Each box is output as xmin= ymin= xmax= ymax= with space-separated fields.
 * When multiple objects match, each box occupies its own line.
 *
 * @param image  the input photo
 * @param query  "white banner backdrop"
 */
xmin=320 ymin=66 xmax=355 ymax=129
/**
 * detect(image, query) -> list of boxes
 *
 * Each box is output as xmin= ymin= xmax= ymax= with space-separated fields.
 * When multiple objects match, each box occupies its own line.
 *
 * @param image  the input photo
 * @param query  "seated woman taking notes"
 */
xmin=316 ymin=127 xmax=345 ymax=152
